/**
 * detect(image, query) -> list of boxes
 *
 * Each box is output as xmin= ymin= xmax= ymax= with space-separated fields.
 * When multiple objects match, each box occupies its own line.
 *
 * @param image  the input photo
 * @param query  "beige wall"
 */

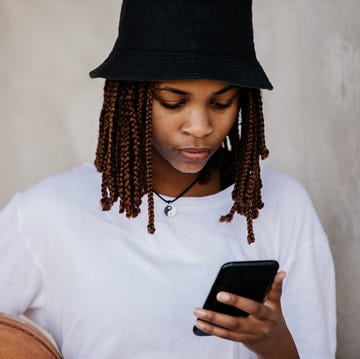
xmin=1 ymin=1 xmax=359 ymax=357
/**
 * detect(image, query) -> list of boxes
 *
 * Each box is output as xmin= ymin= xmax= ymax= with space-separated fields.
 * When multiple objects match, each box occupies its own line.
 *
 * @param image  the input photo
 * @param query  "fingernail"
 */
xmin=217 ymin=292 xmax=231 ymax=302
xmin=195 ymin=321 xmax=206 ymax=329
xmin=195 ymin=308 xmax=207 ymax=318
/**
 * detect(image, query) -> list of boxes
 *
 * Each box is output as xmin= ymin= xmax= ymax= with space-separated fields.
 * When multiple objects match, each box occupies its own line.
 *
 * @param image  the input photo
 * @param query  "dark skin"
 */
xmin=151 ymin=80 xmax=299 ymax=358
xmin=193 ymin=274 xmax=299 ymax=358
xmin=151 ymin=148 xmax=221 ymax=198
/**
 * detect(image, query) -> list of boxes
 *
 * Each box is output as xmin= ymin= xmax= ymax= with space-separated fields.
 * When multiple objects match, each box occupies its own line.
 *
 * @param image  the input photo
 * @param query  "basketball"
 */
xmin=0 ymin=313 xmax=61 ymax=359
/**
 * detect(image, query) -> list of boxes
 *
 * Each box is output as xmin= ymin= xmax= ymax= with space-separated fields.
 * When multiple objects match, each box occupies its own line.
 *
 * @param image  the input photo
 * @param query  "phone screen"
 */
xmin=193 ymin=260 xmax=279 ymax=336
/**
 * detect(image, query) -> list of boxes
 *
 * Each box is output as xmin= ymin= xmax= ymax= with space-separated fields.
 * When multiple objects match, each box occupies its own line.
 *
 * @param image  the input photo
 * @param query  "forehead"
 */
xmin=155 ymin=79 xmax=237 ymax=94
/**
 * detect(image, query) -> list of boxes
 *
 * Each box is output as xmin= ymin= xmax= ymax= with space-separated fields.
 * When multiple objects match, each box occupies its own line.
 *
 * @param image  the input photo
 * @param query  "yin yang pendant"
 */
xmin=164 ymin=204 xmax=177 ymax=218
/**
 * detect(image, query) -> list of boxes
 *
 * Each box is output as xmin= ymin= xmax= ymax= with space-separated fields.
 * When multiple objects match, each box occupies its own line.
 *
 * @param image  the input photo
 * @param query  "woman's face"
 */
xmin=152 ymin=79 xmax=240 ymax=174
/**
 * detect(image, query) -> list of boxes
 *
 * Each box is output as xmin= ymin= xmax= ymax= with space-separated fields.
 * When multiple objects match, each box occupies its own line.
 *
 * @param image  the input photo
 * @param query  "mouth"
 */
xmin=176 ymin=148 xmax=212 ymax=162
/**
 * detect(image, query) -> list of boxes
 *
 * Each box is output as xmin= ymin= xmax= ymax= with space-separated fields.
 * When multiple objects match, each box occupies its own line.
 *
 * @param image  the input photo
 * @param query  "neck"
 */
xmin=152 ymin=152 xmax=221 ymax=197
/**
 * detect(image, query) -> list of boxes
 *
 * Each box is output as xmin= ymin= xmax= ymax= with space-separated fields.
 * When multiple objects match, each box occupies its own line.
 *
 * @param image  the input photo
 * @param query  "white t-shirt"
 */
xmin=0 ymin=163 xmax=336 ymax=358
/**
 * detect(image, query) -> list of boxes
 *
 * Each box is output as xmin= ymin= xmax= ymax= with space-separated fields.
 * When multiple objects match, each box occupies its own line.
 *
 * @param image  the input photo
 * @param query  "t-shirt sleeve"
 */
xmin=279 ymin=190 xmax=337 ymax=359
xmin=0 ymin=194 xmax=45 ymax=315
xmin=262 ymin=171 xmax=337 ymax=358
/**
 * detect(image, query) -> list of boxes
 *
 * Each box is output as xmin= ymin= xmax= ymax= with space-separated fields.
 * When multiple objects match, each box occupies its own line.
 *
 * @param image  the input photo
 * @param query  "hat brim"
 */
xmin=89 ymin=50 xmax=273 ymax=90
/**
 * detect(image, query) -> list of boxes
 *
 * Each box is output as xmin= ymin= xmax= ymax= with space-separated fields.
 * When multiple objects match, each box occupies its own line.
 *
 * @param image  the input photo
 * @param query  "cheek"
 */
xmin=217 ymin=111 xmax=238 ymax=139
xmin=151 ymin=103 xmax=181 ymax=153
xmin=151 ymin=114 xmax=173 ymax=157
xmin=152 ymin=130 xmax=168 ymax=157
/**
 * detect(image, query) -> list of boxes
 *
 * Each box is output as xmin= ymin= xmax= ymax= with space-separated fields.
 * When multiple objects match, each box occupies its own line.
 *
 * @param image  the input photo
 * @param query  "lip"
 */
xmin=176 ymin=148 xmax=212 ymax=162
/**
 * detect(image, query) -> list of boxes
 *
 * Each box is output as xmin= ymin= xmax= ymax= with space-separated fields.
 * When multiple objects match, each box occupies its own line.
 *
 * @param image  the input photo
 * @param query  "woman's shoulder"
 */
xmin=17 ymin=162 xmax=100 ymax=210
xmin=259 ymin=165 xmax=323 ymax=229
xmin=260 ymin=165 xmax=312 ymax=205
xmin=258 ymin=166 xmax=328 ymax=257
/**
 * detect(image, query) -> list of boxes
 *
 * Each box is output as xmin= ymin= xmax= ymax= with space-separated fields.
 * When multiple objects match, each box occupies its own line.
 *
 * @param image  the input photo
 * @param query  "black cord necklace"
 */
xmin=153 ymin=175 xmax=201 ymax=218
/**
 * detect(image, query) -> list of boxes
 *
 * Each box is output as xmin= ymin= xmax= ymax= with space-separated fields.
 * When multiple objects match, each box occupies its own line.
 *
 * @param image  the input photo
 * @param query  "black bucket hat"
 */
xmin=90 ymin=0 xmax=273 ymax=90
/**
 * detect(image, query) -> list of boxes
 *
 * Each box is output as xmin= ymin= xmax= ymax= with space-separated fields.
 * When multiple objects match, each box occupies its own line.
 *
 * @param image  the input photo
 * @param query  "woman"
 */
xmin=0 ymin=0 xmax=336 ymax=358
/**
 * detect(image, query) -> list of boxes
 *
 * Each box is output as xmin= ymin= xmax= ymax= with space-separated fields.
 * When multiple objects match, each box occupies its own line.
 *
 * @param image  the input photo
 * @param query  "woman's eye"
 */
xmin=212 ymin=101 xmax=232 ymax=109
xmin=160 ymin=101 xmax=185 ymax=110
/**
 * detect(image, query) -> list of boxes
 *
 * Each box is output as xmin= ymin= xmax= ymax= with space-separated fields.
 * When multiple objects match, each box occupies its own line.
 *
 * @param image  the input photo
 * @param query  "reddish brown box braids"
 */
xmin=94 ymin=80 xmax=269 ymax=244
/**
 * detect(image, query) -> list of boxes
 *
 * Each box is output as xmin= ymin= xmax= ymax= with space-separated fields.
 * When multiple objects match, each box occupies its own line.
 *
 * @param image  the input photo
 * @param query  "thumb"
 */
xmin=265 ymin=271 xmax=286 ymax=303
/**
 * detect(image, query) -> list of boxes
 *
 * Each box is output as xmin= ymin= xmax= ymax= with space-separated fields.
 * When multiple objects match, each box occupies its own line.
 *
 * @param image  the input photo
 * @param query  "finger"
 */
xmin=194 ymin=319 xmax=253 ymax=342
xmin=215 ymin=292 xmax=269 ymax=320
xmin=194 ymin=308 xmax=247 ymax=332
xmin=265 ymin=271 xmax=286 ymax=303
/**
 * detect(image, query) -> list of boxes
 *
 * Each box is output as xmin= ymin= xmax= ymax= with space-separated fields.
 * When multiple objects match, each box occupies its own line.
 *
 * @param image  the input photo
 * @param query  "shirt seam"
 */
xmin=286 ymin=235 xmax=329 ymax=273
xmin=15 ymin=193 xmax=48 ymax=309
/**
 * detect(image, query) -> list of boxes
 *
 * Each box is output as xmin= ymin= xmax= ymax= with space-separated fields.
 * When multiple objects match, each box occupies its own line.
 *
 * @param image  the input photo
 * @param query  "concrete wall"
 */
xmin=254 ymin=2 xmax=360 ymax=357
xmin=1 ymin=1 xmax=359 ymax=357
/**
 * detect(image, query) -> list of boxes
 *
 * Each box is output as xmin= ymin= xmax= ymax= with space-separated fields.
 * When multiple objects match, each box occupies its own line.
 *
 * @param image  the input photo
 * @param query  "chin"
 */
xmin=172 ymin=162 xmax=207 ymax=174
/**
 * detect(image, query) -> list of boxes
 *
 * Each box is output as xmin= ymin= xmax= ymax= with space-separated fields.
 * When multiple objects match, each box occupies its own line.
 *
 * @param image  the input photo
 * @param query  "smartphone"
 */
xmin=193 ymin=260 xmax=279 ymax=336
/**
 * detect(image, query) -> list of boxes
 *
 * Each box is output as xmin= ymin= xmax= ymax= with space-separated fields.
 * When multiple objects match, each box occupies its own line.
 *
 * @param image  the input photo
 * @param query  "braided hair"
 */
xmin=94 ymin=80 xmax=269 ymax=244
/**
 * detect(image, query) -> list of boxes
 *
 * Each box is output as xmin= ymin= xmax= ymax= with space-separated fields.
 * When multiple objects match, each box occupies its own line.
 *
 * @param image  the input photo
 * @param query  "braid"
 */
xmin=95 ymin=80 xmax=154 ymax=230
xmin=144 ymin=84 xmax=155 ymax=234
xmin=220 ymin=88 xmax=269 ymax=244
xmin=95 ymin=82 xmax=268 ymax=243
xmin=95 ymin=80 xmax=120 ymax=210
xmin=121 ymin=85 xmax=135 ymax=216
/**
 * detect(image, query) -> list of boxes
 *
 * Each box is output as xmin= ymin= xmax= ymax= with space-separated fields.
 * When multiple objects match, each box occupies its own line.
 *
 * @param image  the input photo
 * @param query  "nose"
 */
xmin=181 ymin=108 xmax=213 ymax=138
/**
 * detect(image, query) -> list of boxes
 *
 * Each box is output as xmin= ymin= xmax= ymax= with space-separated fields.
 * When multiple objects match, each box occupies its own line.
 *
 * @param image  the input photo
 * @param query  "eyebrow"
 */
xmin=154 ymin=85 xmax=236 ymax=96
